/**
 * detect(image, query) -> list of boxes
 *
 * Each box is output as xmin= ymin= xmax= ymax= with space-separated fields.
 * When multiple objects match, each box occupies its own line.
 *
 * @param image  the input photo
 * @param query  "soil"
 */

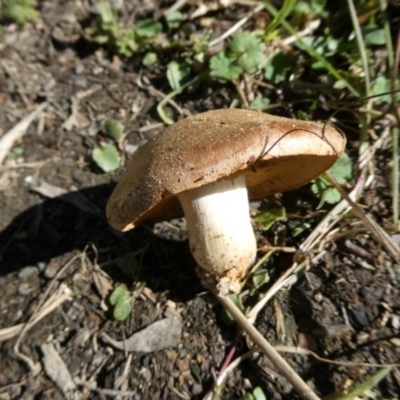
xmin=1 ymin=2 xmax=400 ymax=400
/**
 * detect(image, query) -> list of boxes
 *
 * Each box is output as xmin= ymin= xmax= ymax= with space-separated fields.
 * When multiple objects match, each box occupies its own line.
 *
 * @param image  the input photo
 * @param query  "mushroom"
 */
xmin=106 ymin=109 xmax=346 ymax=294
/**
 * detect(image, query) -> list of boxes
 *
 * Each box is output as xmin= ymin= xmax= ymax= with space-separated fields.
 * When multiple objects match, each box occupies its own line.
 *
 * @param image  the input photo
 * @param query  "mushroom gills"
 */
xmin=177 ymin=175 xmax=257 ymax=289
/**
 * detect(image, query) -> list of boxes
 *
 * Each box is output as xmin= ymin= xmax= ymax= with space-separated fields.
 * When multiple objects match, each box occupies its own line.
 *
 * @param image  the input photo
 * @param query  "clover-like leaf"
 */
xmin=311 ymin=153 xmax=353 ymax=206
xmin=210 ymin=52 xmax=241 ymax=82
xmin=230 ymin=32 xmax=265 ymax=74
xmin=264 ymin=51 xmax=292 ymax=84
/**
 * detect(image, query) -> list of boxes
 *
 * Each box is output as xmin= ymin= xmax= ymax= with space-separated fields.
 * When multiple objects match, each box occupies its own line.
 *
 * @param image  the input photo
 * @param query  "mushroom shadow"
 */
xmin=0 ymin=184 xmax=200 ymax=301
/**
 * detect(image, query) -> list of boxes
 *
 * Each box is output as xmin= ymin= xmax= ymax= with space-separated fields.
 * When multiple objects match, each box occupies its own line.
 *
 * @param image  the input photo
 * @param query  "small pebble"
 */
xmin=18 ymin=282 xmax=34 ymax=295
xmin=18 ymin=266 xmax=39 ymax=280
xmin=192 ymin=383 xmax=203 ymax=396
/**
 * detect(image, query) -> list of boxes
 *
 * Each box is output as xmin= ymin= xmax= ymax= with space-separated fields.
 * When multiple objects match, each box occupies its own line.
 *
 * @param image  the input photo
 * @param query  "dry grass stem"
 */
xmin=325 ymin=171 xmax=400 ymax=266
xmin=13 ymin=251 xmax=85 ymax=372
xmin=0 ymin=284 xmax=72 ymax=342
xmin=0 ymin=102 xmax=47 ymax=165
xmin=210 ymin=287 xmax=321 ymax=400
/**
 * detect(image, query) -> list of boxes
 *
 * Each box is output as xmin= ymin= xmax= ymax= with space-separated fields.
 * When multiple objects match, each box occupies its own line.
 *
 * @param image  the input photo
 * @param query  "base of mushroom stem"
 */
xmin=196 ymin=265 xmax=246 ymax=295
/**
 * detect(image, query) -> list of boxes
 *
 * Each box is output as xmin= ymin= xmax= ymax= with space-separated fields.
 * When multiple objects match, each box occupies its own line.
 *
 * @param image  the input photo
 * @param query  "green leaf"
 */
xmin=311 ymin=177 xmax=339 ymax=207
xmin=6 ymin=146 xmax=23 ymax=161
xmin=264 ymin=0 xmax=296 ymax=38
xmin=229 ymin=32 xmax=265 ymax=74
xmin=252 ymin=269 xmax=270 ymax=289
xmin=254 ymin=206 xmax=286 ymax=231
xmin=104 ymin=118 xmax=124 ymax=139
xmin=249 ymin=96 xmax=270 ymax=109
xmin=210 ymin=53 xmax=241 ymax=82
xmin=372 ymin=76 xmax=400 ymax=104
xmin=264 ymin=51 xmax=292 ymax=83
xmin=333 ymin=367 xmax=392 ymax=400
xmin=109 ymin=285 xmax=130 ymax=306
xmin=165 ymin=11 xmax=183 ymax=29
xmin=166 ymin=61 xmax=191 ymax=90
xmin=92 ymin=143 xmax=120 ymax=173
xmin=97 ymin=1 xmax=116 ymax=25
xmin=300 ymin=35 xmax=340 ymax=58
xmin=6 ymin=0 xmax=37 ymax=24
xmin=329 ymin=152 xmax=353 ymax=184
xmin=361 ymin=25 xmax=386 ymax=46
xmin=222 ymin=294 xmax=245 ymax=324
xmin=292 ymin=222 xmax=311 ymax=237
xmin=293 ymin=0 xmax=327 ymax=17
xmin=135 ymin=19 xmax=162 ymax=38
xmin=116 ymin=28 xmax=138 ymax=56
xmin=113 ymin=295 xmax=133 ymax=321
xmin=318 ymin=187 xmax=342 ymax=207
xmin=311 ymin=153 xmax=353 ymax=206
xmin=142 ymin=51 xmax=158 ymax=66
xmin=296 ymin=110 xmax=309 ymax=120
xmin=252 ymin=387 xmax=267 ymax=400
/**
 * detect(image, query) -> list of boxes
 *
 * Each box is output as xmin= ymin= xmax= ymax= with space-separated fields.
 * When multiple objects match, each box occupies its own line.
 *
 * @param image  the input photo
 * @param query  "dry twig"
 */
xmin=207 ymin=285 xmax=321 ymax=400
xmin=13 ymin=251 xmax=85 ymax=373
xmin=0 ymin=102 xmax=47 ymax=165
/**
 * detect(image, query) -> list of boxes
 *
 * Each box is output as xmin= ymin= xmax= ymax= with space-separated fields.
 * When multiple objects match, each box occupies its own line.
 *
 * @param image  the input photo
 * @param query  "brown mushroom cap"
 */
xmin=107 ymin=109 xmax=346 ymax=231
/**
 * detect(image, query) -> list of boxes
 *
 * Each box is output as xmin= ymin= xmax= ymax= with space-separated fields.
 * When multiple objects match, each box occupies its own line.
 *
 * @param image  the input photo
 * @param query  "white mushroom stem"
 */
xmin=177 ymin=175 xmax=257 ymax=293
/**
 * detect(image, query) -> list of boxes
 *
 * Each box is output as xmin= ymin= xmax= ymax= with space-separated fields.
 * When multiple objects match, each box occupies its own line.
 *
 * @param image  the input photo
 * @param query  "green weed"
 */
xmin=1 ymin=0 xmax=37 ymax=25
xmin=86 ymin=2 xmax=161 ymax=57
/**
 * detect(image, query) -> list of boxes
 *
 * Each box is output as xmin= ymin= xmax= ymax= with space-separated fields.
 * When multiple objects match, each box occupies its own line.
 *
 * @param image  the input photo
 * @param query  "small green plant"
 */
xmin=2 ymin=0 xmax=37 ymax=25
xmin=104 ymin=118 xmax=124 ymax=140
xmin=142 ymin=51 xmax=157 ymax=66
xmin=109 ymin=285 xmax=133 ymax=321
xmin=92 ymin=143 xmax=120 ymax=173
xmin=210 ymin=31 xmax=265 ymax=82
xmin=6 ymin=147 xmax=23 ymax=161
xmin=242 ymin=386 xmax=267 ymax=400
xmin=264 ymin=51 xmax=293 ymax=84
xmin=86 ymin=2 xmax=162 ymax=57
xmin=311 ymin=152 xmax=354 ymax=206
xmin=251 ymin=269 xmax=270 ymax=290
xmin=254 ymin=206 xmax=286 ymax=231
xmin=221 ymin=294 xmax=248 ymax=324
xmin=166 ymin=60 xmax=192 ymax=90
xmin=165 ymin=11 xmax=183 ymax=30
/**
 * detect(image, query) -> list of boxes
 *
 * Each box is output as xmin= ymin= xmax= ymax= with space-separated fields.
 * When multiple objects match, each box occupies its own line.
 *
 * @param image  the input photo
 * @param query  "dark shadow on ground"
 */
xmin=0 ymin=184 xmax=200 ymax=302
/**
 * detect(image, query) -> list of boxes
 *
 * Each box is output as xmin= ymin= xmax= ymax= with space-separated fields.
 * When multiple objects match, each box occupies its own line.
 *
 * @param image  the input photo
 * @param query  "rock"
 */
xmin=18 ymin=266 xmax=39 ymax=280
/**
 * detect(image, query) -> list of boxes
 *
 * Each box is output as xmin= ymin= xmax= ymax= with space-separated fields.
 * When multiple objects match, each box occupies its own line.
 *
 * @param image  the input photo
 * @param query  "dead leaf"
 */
xmin=41 ymin=343 xmax=78 ymax=399
xmin=92 ymin=267 xmax=113 ymax=299
xmin=100 ymin=317 xmax=182 ymax=353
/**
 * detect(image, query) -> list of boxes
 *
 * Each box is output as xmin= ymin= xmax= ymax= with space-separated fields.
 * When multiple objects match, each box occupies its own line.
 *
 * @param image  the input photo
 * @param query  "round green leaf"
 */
xmin=92 ymin=143 xmax=120 ymax=173
xmin=113 ymin=296 xmax=133 ymax=321
xmin=143 ymin=52 xmax=158 ymax=66
xmin=109 ymin=285 xmax=129 ymax=306
xmin=104 ymin=118 xmax=124 ymax=139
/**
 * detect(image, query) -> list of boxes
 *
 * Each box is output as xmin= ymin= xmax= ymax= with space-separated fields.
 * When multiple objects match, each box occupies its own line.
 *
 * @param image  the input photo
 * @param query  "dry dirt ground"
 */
xmin=1 ymin=1 xmax=400 ymax=400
